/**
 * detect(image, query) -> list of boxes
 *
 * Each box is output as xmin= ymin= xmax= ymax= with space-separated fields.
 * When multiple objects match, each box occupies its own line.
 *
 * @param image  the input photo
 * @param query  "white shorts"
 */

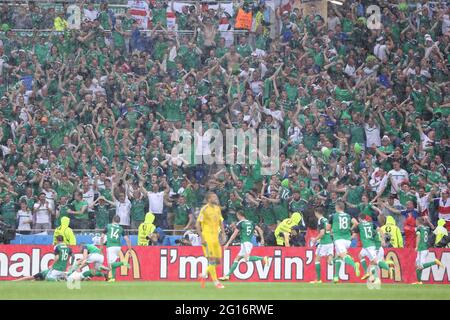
xmin=316 ymin=243 xmax=334 ymax=257
xmin=47 ymin=269 xmax=67 ymax=281
xmin=107 ymin=246 xmax=121 ymax=264
xmin=416 ymin=250 xmax=429 ymax=267
xmin=360 ymin=246 xmax=377 ymax=261
xmin=87 ymin=253 xmax=104 ymax=270
xmin=376 ymin=247 xmax=384 ymax=261
xmin=334 ymin=239 xmax=351 ymax=255
xmin=238 ymin=242 xmax=253 ymax=257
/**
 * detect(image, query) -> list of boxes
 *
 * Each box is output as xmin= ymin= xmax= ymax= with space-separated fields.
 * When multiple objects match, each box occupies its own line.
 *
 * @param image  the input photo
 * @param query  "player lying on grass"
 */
xmin=330 ymin=201 xmax=360 ymax=283
xmin=310 ymin=208 xmax=334 ymax=284
xmin=196 ymin=192 xmax=227 ymax=289
xmin=75 ymin=242 xmax=110 ymax=281
xmin=219 ymin=211 xmax=268 ymax=281
xmin=101 ymin=215 xmax=131 ymax=282
xmin=13 ymin=269 xmax=53 ymax=281
xmin=354 ymin=214 xmax=394 ymax=282
xmin=413 ymin=216 xmax=444 ymax=284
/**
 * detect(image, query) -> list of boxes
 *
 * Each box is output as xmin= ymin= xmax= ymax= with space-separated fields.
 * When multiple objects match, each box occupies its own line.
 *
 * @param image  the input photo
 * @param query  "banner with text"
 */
xmin=0 ymin=246 xmax=448 ymax=283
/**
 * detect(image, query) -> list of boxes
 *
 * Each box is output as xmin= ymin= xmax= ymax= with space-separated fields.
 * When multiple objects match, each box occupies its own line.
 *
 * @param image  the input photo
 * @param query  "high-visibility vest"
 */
xmin=235 ymin=8 xmax=253 ymax=30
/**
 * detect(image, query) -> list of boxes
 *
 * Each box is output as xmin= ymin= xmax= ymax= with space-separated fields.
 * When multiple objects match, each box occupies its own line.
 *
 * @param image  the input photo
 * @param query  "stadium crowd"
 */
xmin=0 ymin=0 xmax=449 ymax=249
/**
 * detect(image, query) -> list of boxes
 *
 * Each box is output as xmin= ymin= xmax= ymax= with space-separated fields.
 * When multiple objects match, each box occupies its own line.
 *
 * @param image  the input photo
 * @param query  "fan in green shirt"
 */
xmin=0 ymin=195 xmax=16 ymax=227
xmin=260 ymin=200 xmax=277 ymax=226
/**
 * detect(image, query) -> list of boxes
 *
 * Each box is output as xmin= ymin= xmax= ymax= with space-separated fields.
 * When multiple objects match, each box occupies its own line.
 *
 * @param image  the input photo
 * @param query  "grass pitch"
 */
xmin=0 ymin=281 xmax=449 ymax=300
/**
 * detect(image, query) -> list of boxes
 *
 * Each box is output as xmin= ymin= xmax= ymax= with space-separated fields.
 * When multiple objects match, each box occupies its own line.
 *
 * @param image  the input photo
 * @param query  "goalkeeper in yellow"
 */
xmin=196 ymin=192 xmax=226 ymax=289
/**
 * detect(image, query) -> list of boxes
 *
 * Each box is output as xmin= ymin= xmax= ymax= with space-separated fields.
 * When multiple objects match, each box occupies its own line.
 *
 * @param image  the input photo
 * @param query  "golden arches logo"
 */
xmin=381 ymin=251 xmax=402 ymax=282
xmin=118 ymin=249 xmax=141 ymax=279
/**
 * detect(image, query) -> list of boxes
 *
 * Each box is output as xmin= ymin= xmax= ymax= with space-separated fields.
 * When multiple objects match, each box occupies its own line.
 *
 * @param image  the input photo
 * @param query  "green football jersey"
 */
xmin=318 ymin=217 xmax=333 ymax=245
xmin=237 ymin=219 xmax=254 ymax=243
xmin=279 ymin=187 xmax=291 ymax=207
xmin=331 ymin=212 xmax=352 ymax=241
xmin=53 ymin=243 xmax=72 ymax=272
xmin=104 ymin=223 xmax=124 ymax=247
xmin=83 ymin=244 xmax=101 ymax=255
xmin=416 ymin=225 xmax=430 ymax=251
xmin=374 ymin=229 xmax=382 ymax=249
xmin=358 ymin=221 xmax=375 ymax=248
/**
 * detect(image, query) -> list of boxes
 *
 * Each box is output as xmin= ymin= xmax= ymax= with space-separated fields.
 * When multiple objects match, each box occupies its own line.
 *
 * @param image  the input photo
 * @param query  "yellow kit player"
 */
xmin=196 ymin=192 xmax=226 ymax=289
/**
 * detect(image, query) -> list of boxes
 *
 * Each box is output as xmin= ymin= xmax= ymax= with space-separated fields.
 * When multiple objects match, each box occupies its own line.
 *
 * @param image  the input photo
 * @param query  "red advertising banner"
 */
xmin=0 ymin=245 xmax=448 ymax=284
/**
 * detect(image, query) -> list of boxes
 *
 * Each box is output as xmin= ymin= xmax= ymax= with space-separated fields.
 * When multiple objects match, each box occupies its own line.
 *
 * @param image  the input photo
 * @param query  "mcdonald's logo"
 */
xmin=118 ymin=249 xmax=141 ymax=279
xmin=381 ymin=251 xmax=402 ymax=282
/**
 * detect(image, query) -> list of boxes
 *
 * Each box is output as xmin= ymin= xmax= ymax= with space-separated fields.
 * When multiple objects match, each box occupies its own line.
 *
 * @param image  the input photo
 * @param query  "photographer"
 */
xmin=175 ymin=230 xmax=201 ymax=246
xmin=380 ymin=215 xmax=404 ymax=248
xmin=0 ymin=216 xmax=15 ymax=244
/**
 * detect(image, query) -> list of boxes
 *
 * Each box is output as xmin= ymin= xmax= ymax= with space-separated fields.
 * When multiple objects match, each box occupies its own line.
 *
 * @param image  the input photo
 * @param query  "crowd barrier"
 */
xmin=10 ymin=234 xmax=183 ymax=246
xmin=0 ymin=245 xmax=448 ymax=283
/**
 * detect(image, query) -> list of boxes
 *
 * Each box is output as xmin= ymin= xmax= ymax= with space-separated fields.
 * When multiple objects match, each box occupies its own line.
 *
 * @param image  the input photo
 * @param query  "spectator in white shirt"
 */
xmin=364 ymin=117 xmax=381 ymax=148
xmin=17 ymin=201 xmax=33 ymax=234
xmin=374 ymin=36 xmax=389 ymax=61
xmin=370 ymin=168 xmax=389 ymax=202
xmin=33 ymin=193 xmax=53 ymax=232
xmin=327 ymin=11 xmax=340 ymax=31
xmin=83 ymin=2 xmax=99 ymax=22
xmin=111 ymin=180 xmax=131 ymax=228
xmin=388 ymin=161 xmax=409 ymax=194
xmin=140 ymin=180 xmax=170 ymax=228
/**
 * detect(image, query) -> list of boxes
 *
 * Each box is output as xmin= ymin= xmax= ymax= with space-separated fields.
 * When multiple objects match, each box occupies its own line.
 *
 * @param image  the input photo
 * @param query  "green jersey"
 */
xmin=416 ymin=225 xmax=430 ymax=251
xmin=374 ymin=229 xmax=382 ymax=250
xmin=331 ymin=212 xmax=353 ymax=241
xmin=95 ymin=204 xmax=112 ymax=229
xmin=317 ymin=217 xmax=332 ymax=245
xmin=174 ymin=204 xmax=192 ymax=226
xmin=104 ymin=223 xmax=125 ymax=247
xmin=237 ymin=219 xmax=255 ymax=243
xmin=358 ymin=221 xmax=375 ymax=248
xmin=82 ymin=243 xmax=101 ymax=255
xmin=53 ymin=243 xmax=72 ymax=272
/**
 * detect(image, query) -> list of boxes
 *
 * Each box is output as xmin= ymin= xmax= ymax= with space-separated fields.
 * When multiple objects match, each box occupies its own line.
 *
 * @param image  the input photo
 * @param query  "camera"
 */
xmin=435 ymin=235 xmax=450 ymax=248
xmin=0 ymin=218 xmax=15 ymax=244
xmin=175 ymin=237 xmax=192 ymax=246
xmin=384 ymin=233 xmax=393 ymax=247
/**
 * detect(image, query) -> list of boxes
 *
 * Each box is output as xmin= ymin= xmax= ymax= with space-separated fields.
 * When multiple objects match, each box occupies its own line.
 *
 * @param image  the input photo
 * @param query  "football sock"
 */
xmin=248 ymin=256 xmax=263 ymax=262
xmin=416 ymin=269 xmax=422 ymax=282
xmin=422 ymin=261 xmax=436 ymax=269
xmin=226 ymin=261 xmax=239 ymax=277
xmin=334 ymin=259 xmax=342 ymax=277
xmin=94 ymin=271 xmax=104 ymax=277
xmin=378 ymin=260 xmax=390 ymax=271
xmin=360 ymin=260 xmax=368 ymax=273
xmin=82 ymin=270 xmax=93 ymax=278
xmin=370 ymin=266 xmax=379 ymax=279
xmin=344 ymin=255 xmax=356 ymax=268
xmin=315 ymin=262 xmax=321 ymax=281
xmin=207 ymin=265 xmax=218 ymax=282
xmin=111 ymin=261 xmax=124 ymax=278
